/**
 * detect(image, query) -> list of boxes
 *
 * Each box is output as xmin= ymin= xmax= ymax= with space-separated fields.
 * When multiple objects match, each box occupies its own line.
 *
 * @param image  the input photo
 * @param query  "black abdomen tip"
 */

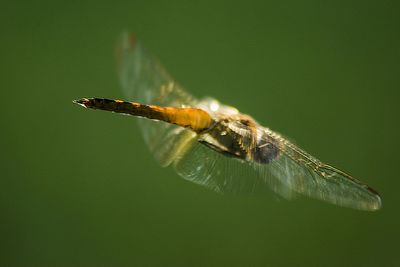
xmin=73 ymin=98 xmax=91 ymax=108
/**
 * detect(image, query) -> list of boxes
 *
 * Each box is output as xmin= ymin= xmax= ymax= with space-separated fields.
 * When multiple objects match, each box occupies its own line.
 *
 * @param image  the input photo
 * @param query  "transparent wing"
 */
xmin=258 ymin=128 xmax=382 ymax=211
xmin=173 ymin=139 xmax=270 ymax=195
xmin=116 ymin=32 xmax=198 ymax=166
xmin=172 ymin=127 xmax=381 ymax=211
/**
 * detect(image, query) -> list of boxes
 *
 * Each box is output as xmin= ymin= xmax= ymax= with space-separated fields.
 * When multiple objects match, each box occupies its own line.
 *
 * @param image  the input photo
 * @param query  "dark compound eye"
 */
xmin=253 ymin=138 xmax=280 ymax=164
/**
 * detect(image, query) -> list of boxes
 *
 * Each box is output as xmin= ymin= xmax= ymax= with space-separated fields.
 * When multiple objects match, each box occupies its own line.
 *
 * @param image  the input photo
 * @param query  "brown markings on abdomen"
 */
xmin=74 ymin=97 xmax=214 ymax=132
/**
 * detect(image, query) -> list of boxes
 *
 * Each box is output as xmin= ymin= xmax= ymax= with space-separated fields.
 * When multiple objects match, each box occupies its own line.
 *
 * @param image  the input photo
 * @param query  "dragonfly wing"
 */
xmin=253 ymin=128 xmax=382 ymax=211
xmin=171 ymin=134 xmax=302 ymax=197
xmin=116 ymin=32 xmax=195 ymax=106
xmin=172 ymin=126 xmax=381 ymax=210
xmin=116 ymin=32 xmax=198 ymax=166
xmin=173 ymin=139 xmax=267 ymax=194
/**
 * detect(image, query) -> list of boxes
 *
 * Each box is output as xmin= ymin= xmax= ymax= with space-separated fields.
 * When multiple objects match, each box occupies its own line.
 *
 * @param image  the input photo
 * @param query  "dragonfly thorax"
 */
xmin=198 ymin=113 xmax=280 ymax=164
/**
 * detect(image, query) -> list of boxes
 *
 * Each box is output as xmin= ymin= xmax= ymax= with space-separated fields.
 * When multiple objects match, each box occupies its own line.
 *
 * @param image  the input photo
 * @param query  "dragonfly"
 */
xmin=74 ymin=33 xmax=381 ymax=211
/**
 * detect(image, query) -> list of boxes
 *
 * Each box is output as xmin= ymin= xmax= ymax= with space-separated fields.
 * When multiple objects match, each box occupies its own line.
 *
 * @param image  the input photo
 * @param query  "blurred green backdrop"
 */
xmin=1 ymin=0 xmax=399 ymax=266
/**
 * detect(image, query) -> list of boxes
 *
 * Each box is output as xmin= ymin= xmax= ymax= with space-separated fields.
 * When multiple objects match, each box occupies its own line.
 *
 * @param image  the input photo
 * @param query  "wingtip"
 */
xmin=371 ymin=194 xmax=382 ymax=211
xmin=367 ymin=186 xmax=382 ymax=211
xmin=119 ymin=31 xmax=138 ymax=51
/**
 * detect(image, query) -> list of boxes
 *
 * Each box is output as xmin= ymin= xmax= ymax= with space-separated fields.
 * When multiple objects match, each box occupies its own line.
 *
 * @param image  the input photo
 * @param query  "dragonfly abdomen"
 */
xmin=73 ymin=98 xmax=214 ymax=132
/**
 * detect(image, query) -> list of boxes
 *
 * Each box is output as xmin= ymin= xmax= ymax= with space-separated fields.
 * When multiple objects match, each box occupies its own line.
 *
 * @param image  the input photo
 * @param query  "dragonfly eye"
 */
xmin=253 ymin=138 xmax=280 ymax=164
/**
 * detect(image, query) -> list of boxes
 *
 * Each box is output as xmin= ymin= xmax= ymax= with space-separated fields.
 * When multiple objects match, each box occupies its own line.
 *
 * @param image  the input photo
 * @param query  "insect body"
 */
xmin=74 ymin=33 xmax=381 ymax=211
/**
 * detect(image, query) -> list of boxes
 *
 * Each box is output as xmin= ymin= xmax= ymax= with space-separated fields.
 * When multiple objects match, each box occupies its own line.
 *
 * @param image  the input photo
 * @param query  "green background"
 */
xmin=1 ymin=0 xmax=399 ymax=266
